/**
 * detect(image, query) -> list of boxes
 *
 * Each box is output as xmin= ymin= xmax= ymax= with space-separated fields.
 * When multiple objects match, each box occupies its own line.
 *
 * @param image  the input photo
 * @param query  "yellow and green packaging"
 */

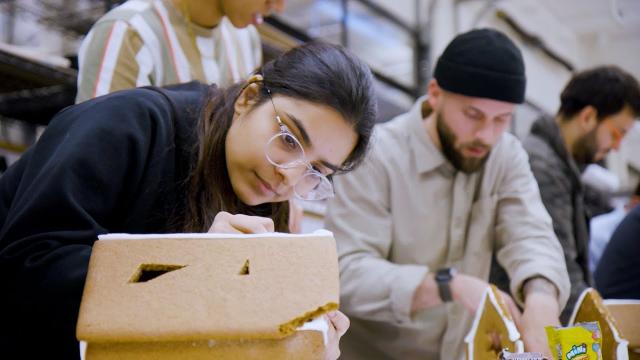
xmin=545 ymin=322 xmax=602 ymax=360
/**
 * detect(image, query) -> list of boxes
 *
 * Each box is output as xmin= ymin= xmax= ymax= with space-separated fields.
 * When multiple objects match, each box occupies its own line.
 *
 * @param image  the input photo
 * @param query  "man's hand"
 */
xmin=452 ymin=275 xmax=521 ymax=320
xmin=500 ymin=289 xmax=522 ymax=326
xmin=411 ymin=272 xmax=520 ymax=318
xmin=450 ymin=274 xmax=493 ymax=313
xmin=520 ymin=278 xmax=561 ymax=357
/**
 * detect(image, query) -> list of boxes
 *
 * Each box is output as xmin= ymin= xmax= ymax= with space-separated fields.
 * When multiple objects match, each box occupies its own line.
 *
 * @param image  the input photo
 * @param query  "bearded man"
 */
xmin=324 ymin=28 xmax=570 ymax=360
xmin=494 ymin=66 xmax=640 ymax=323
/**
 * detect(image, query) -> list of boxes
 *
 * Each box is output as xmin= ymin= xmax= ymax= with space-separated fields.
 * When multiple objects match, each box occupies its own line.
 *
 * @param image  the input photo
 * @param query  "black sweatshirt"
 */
xmin=595 ymin=205 xmax=640 ymax=299
xmin=0 ymin=82 xmax=208 ymax=358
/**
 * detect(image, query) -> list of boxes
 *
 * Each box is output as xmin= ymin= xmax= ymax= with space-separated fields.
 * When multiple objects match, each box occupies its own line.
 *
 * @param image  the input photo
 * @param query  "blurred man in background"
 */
xmin=492 ymin=66 xmax=640 ymax=322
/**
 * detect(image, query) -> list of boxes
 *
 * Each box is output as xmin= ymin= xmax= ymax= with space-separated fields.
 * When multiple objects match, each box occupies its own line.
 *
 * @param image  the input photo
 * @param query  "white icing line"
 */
xmin=487 ymin=288 xmax=520 ymax=342
xmin=79 ymin=341 xmax=87 ymax=360
xmin=602 ymin=299 xmax=640 ymax=306
xmin=464 ymin=287 xmax=488 ymax=356
xmin=298 ymin=316 xmax=330 ymax=346
xmin=617 ymin=341 xmax=630 ymax=360
xmin=99 ymin=229 xmax=333 ymax=240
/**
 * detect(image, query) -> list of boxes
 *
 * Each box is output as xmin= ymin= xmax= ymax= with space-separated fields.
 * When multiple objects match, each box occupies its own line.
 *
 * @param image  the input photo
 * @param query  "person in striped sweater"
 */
xmin=76 ymin=0 xmax=284 ymax=103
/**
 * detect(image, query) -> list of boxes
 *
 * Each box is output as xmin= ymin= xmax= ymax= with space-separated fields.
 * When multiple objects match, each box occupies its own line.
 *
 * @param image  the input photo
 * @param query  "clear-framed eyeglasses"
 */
xmin=264 ymin=88 xmax=334 ymax=201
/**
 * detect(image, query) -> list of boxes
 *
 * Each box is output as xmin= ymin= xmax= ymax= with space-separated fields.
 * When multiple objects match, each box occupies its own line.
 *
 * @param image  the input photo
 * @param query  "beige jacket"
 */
xmin=324 ymin=97 xmax=570 ymax=360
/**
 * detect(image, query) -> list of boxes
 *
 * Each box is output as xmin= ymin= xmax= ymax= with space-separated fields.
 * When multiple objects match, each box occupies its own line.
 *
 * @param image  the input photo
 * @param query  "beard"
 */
xmin=436 ymin=113 xmax=491 ymax=174
xmin=571 ymin=127 xmax=599 ymax=168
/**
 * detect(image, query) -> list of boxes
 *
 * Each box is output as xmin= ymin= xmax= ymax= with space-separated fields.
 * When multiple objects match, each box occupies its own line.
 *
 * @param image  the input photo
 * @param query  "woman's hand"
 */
xmin=325 ymin=311 xmax=350 ymax=360
xmin=288 ymin=200 xmax=304 ymax=233
xmin=208 ymin=211 xmax=275 ymax=234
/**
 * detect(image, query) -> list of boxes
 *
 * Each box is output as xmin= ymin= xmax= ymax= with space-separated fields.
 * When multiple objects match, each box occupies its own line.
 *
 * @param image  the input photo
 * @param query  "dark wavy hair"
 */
xmin=559 ymin=65 xmax=640 ymax=120
xmin=182 ymin=42 xmax=377 ymax=232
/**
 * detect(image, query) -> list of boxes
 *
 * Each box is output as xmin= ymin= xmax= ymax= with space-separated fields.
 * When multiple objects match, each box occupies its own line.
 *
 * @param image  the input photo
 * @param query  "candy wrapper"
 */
xmin=545 ymin=322 xmax=602 ymax=360
xmin=499 ymin=349 xmax=547 ymax=359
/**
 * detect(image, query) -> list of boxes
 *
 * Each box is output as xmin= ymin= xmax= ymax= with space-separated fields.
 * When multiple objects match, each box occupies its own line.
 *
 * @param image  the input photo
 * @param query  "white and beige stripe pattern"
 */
xmin=76 ymin=0 xmax=262 ymax=103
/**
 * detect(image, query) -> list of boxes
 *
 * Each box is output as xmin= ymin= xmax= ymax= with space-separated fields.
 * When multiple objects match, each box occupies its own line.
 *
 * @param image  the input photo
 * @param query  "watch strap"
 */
xmin=435 ymin=267 xmax=455 ymax=302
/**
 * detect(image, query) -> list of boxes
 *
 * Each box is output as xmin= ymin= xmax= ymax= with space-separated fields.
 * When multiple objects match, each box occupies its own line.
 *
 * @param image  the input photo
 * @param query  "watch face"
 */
xmin=436 ymin=268 xmax=452 ymax=281
xmin=436 ymin=267 xmax=457 ymax=281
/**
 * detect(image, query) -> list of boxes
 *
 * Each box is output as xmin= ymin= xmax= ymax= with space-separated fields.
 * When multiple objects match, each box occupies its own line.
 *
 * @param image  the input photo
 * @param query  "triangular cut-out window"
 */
xmin=129 ymin=264 xmax=186 ymax=283
xmin=239 ymin=259 xmax=250 ymax=275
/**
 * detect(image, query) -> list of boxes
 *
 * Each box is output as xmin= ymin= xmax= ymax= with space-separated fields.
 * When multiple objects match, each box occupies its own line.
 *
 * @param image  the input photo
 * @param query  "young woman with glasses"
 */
xmin=0 ymin=42 xmax=377 ymax=359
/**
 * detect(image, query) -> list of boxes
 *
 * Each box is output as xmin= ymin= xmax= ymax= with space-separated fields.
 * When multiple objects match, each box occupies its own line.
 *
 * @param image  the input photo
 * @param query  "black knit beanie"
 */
xmin=434 ymin=28 xmax=526 ymax=104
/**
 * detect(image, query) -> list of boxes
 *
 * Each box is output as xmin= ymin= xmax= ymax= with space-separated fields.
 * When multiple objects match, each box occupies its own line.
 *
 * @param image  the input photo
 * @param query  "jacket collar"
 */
xmin=530 ymin=115 xmax=584 ymax=188
xmin=404 ymin=96 xmax=453 ymax=175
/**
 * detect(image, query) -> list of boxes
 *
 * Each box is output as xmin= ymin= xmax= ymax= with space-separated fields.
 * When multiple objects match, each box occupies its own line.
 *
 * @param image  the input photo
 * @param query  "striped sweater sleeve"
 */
xmin=248 ymin=26 xmax=263 ymax=70
xmin=76 ymin=20 xmax=152 ymax=103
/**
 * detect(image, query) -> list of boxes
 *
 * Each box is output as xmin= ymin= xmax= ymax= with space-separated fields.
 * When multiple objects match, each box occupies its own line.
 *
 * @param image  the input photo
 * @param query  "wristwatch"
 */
xmin=435 ymin=267 xmax=458 ymax=303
